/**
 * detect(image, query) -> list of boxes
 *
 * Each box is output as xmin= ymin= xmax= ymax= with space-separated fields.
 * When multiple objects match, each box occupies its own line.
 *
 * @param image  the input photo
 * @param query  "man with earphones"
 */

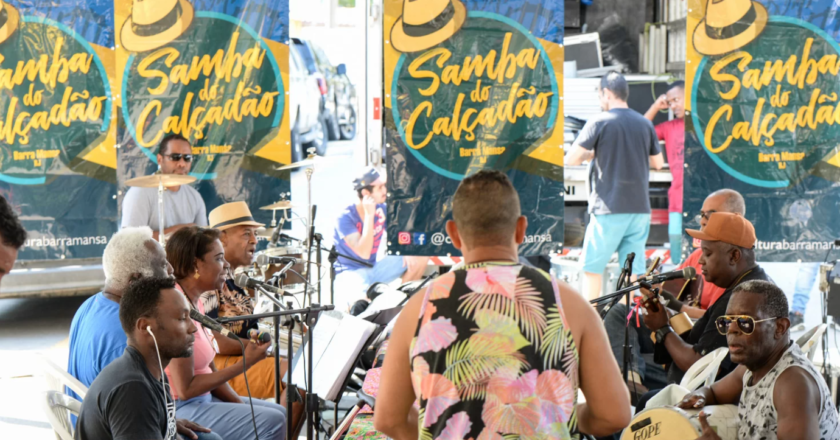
xmin=76 ymin=277 xmax=222 ymax=440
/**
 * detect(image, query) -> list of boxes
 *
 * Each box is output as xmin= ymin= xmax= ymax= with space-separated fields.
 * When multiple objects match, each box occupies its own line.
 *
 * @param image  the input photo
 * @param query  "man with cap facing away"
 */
xmin=332 ymin=168 xmax=428 ymax=311
xmin=635 ymin=213 xmax=772 ymax=410
xmin=201 ymin=202 xmax=305 ymax=433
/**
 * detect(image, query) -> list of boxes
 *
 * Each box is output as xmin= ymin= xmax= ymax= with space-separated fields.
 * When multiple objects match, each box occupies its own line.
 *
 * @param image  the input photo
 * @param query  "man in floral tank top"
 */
xmin=375 ymin=171 xmax=632 ymax=439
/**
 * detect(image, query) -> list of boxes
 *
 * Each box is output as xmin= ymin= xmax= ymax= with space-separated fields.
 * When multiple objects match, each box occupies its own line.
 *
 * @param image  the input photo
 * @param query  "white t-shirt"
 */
xmin=120 ymin=185 xmax=207 ymax=230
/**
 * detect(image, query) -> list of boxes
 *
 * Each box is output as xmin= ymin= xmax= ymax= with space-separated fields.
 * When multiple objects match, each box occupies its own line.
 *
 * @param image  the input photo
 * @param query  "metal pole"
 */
xmin=157 ymin=177 xmax=166 ymax=247
xmin=364 ymin=0 xmax=369 ymax=165
xmin=286 ymin=303 xmax=295 ymax=440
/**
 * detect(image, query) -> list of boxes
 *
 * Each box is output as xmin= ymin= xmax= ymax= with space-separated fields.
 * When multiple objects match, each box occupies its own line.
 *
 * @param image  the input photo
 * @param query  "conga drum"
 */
xmin=621 ymin=406 xmax=738 ymax=440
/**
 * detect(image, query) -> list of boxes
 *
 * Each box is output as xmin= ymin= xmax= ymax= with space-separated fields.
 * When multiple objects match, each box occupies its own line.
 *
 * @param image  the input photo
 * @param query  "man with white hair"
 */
xmin=68 ymin=227 xmax=173 ymax=392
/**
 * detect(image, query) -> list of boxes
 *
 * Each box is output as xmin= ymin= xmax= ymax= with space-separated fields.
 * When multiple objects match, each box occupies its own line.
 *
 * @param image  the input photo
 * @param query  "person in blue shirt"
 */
xmin=332 ymin=168 xmax=428 ymax=311
xmin=67 ymin=226 xmax=215 ymax=440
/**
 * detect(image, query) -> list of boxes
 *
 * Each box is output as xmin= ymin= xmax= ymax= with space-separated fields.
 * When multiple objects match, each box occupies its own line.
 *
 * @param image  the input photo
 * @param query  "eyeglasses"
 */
xmin=694 ymin=210 xmax=717 ymax=224
xmin=715 ymin=315 xmax=779 ymax=335
xmin=162 ymin=153 xmax=193 ymax=162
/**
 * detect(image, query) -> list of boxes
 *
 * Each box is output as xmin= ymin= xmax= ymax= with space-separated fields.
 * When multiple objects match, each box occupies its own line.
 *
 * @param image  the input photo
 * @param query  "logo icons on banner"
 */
xmin=691 ymin=0 xmax=840 ymax=188
xmin=398 ymin=232 xmax=412 ymax=245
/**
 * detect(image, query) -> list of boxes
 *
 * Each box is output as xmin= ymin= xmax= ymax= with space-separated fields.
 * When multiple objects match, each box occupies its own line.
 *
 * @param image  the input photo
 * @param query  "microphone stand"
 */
xmin=263 ymin=261 xmax=295 ymax=406
xmin=595 ymin=253 xmax=635 ymax=384
xmin=218 ymin=304 xmax=335 ymax=440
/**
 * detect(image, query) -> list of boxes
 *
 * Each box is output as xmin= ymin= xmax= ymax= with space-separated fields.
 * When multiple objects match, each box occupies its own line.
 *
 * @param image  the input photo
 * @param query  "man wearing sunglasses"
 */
xmin=121 ymin=134 xmax=208 ymax=240
xmin=678 ymin=280 xmax=839 ymax=439
xmin=644 ymin=213 xmax=770 ymax=386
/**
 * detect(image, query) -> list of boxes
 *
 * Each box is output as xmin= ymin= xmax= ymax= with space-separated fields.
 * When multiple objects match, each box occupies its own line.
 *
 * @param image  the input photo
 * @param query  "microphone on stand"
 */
xmin=235 ymin=273 xmax=285 ymax=296
xmin=256 ymin=254 xmax=299 ymax=266
xmin=309 ymin=205 xmax=317 ymax=243
xmin=269 ymin=217 xmax=286 ymax=246
xmin=278 ymin=233 xmax=302 ymax=243
xmin=189 ymin=309 xmax=240 ymax=340
xmin=636 ymin=267 xmax=696 ymax=284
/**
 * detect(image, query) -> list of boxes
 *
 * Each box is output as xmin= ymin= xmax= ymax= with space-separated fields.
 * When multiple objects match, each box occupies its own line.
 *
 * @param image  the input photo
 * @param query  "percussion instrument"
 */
xmin=621 ymin=406 xmax=738 ymax=440
xmin=125 ymin=173 xmax=198 ymax=246
xmin=276 ymin=154 xmax=319 ymax=170
xmin=260 ymin=200 xmax=295 ymax=210
xmin=124 ymin=173 xmax=197 ymax=188
xmin=257 ymin=246 xmax=308 ymax=285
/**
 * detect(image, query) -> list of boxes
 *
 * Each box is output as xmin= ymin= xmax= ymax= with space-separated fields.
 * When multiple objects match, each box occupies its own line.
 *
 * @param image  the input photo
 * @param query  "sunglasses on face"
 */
xmin=694 ymin=210 xmax=717 ymax=224
xmin=715 ymin=315 xmax=779 ymax=335
xmin=163 ymin=153 xmax=193 ymax=163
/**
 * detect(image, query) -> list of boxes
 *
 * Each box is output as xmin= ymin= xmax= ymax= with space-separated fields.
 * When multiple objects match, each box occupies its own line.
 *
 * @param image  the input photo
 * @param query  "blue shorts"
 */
xmin=334 ymin=256 xmax=406 ymax=309
xmin=582 ymin=213 xmax=651 ymax=275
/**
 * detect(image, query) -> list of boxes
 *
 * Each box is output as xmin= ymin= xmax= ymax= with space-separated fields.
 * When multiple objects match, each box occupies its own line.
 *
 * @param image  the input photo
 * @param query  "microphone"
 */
xmin=638 ymin=266 xmax=696 ymax=284
xmin=189 ymin=309 xmax=240 ymax=340
xmin=269 ymin=217 xmax=286 ymax=246
xmin=279 ymin=233 xmax=302 ymax=243
xmin=256 ymin=254 xmax=299 ymax=266
xmin=308 ymin=205 xmax=317 ymax=243
xmin=247 ymin=329 xmax=272 ymax=344
xmin=234 ymin=273 xmax=283 ymax=296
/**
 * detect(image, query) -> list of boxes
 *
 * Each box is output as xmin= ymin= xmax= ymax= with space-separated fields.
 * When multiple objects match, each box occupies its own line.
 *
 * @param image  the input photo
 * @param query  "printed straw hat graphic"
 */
xmin=0 ymin=1 xmax=20 ymax=46
xmin=391 ymin=0 xmax=467 ymax=53
xmin=693 ymin=0 xmax=768 ymax=56
xmin=120 ymin=0 xmax=195 ymax=53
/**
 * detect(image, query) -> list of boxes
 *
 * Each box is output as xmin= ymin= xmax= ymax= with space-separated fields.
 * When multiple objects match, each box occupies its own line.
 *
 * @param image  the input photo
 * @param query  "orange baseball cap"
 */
xmin=685 ymin=212 xmax=756 ymax=249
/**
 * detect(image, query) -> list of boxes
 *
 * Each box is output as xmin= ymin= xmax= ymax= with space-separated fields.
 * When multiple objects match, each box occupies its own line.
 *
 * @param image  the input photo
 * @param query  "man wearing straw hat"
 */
xmin=201 ymin=202 xmax=304 ymax=432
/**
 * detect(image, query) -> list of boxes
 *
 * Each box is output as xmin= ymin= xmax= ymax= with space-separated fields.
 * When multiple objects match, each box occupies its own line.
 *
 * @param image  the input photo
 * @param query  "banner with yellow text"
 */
xmin=115 ymin=0 xmax=291 ymax=228
xmin=384 ymin=0 xmax=565 ymax=256
xmin=686 ymin=0 xmax=840 ymax=261
xmin=0 ymin=0 xmax=118 ymax=260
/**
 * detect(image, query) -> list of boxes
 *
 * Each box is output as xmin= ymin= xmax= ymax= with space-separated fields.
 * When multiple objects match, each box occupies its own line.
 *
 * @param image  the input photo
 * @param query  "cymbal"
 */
xmin=125 ymin=173 xmax=196 ymax=188
xmin=259 ymin=200 xmax=294 ymax=211
xmin=276 ymin=155 xmax=318 ymax=170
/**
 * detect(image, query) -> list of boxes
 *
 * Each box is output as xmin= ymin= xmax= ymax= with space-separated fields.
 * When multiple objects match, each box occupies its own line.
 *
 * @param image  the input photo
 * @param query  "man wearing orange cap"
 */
xmin=645 ymin=213 xmax=772 ymax=386
xmin=603 ymin=190 xmax=747 ymax=397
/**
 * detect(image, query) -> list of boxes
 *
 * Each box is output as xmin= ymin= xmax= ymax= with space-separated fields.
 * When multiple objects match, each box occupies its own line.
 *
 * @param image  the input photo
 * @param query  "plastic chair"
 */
xmin=39 ymin=390 xmax=81 ymax=440
xmin=680 ymin=347 xmax=729 ymax=391
xmin=796 ymin=324 xmax=827 ymax=362
xmin=39 ymin=355 xmax=88 ymax=400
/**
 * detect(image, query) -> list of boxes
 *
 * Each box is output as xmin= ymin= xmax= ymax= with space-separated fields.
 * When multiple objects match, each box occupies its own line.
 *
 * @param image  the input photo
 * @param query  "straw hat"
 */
xmin=0 ymin=1 xmax=20 ymax=46
xmin=120 ymin=0 xmax=195 ymax=53
xmin=693 ymin=0 xmax=768 ymax=56
xmin=209 ymin=201 xmax=264 ymax=232
xmin=390 ymin=0 xmax=467 ymax=53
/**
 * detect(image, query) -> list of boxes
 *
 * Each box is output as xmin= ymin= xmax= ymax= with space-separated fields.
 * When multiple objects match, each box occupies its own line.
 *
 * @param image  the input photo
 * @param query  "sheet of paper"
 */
xmin=318 ymin=315 xmax=377 ymax=399
xmin=292 ymin=312 xmax=342 ymax=389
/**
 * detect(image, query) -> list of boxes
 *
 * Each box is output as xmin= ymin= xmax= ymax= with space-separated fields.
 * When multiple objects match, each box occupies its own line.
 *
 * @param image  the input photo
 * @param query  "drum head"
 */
xmin=621 ymin=407 xmax=701 ymax=440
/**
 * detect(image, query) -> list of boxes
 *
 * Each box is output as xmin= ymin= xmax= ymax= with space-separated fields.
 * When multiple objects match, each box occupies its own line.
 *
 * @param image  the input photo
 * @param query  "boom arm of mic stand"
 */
xmin=318 ymin=245 xmax=374 ymax=268
xmin=590 ymin=283 xmax=646 ymax=305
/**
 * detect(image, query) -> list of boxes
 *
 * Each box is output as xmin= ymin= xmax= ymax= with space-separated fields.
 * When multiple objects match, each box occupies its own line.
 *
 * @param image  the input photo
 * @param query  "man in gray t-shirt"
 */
xmin=121 ymin=135 xmax=207 ymax=240
xmin=567 ymin=72 xmax=664 ymax=299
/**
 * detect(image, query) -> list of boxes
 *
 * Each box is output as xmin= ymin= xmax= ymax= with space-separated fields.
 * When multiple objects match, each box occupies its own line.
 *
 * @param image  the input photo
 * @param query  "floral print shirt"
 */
xmin=410 ymin=263 xmax=580 ymax=440
xmin=200 ymin=269 xmax=257 ymax=339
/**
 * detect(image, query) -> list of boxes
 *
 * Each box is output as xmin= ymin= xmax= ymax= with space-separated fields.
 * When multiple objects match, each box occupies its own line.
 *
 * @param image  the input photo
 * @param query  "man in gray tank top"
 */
xmin=679 ymin=280 xmax=839 ymax=439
